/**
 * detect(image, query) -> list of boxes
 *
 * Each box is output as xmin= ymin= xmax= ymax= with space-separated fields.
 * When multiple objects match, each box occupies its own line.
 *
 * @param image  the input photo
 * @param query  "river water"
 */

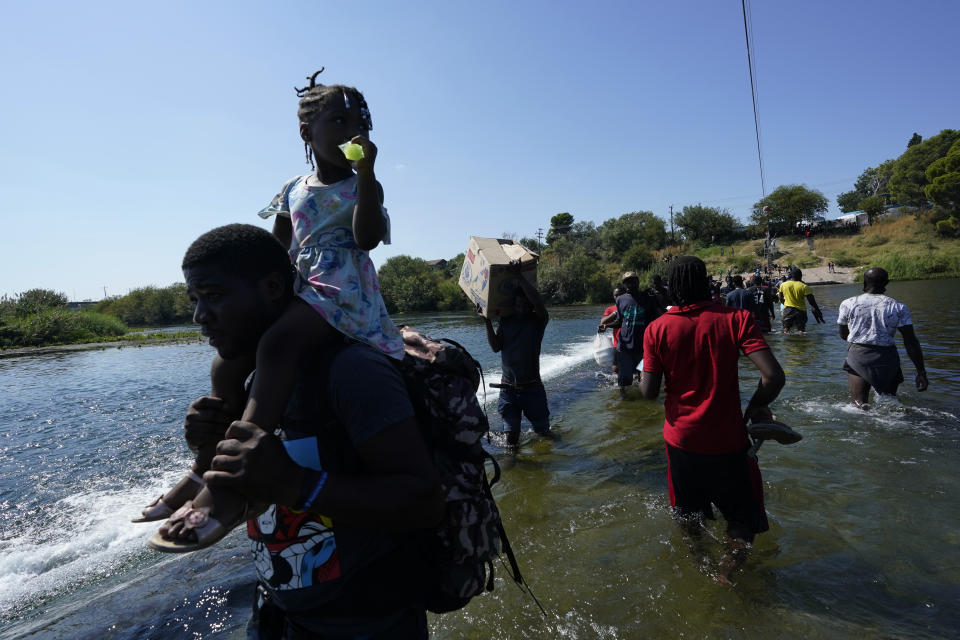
xmin=1 ymin=280 xmax=957 ymax=639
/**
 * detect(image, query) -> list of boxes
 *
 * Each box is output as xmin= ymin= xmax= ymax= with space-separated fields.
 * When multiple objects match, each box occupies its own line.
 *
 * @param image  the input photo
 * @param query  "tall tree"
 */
xmin=887 ymin=129 xmax=960 ymax=206
xmin=837 ymin=160 xmax=896 ymax=212
xmin=597 ymin=211 xmax=666 ymax=256
xmin=568 ymin=221 xmax=601 ymax=255
xmin=908 ymin=132 xmax=923 ymax=148
xmin=858 ymin=195 xmax=886 ymax=223
xmin=546 ymin=212 xmax=574 ymax=245
xmin=674 ymin=205 xmax=738 ymax=244
xmin=925 ymin=138 xmax=960 ymax=213
xmin=376 ymin=255 xmax=439 ymax=313
xmin=751 ymin=185 xmax=828 ymax=229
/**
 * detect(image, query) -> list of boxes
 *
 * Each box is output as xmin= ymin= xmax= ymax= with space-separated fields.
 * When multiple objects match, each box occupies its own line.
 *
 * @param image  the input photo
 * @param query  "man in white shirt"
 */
xmin=837 ymin=267 xmax=929 ymax=408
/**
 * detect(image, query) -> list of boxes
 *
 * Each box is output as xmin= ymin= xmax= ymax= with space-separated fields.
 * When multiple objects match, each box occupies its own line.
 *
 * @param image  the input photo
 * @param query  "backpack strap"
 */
xmin=481 ymin=451 xmax=547 ymax=616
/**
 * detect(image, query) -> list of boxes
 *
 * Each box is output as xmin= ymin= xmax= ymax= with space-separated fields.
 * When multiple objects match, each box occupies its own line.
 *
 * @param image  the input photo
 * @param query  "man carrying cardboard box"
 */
xmin=478 ymin=263 xmax=552 ymax=446
xmin=459 ymin=237 xmax=538 ymax=319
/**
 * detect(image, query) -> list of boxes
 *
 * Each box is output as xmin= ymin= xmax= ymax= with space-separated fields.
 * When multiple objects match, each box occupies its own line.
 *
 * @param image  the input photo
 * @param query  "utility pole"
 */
xmin=669 ymin=205 xmax=675 ymax=245
xmin=536 ymin=227 xmax=544 ymax=251
xmin=103 ymin=286 xmax=107 ymax=300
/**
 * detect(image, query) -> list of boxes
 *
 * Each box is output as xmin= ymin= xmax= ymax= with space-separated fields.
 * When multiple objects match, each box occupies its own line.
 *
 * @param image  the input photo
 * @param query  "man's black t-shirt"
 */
xmin=499 ymin=312 xmax=547 ymax=384
xmin=249 ymin=343 xmax=425 ymax=633
xmin=615 ymin=291 xmax=655 ymax=352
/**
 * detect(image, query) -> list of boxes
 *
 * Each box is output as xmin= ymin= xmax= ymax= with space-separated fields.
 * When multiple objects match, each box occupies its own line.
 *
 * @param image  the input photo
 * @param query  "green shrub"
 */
xmin=731 ymin=255 xmax=755 ymax=272
xmin=832 ymin=250 xmax=859 ymax=267
xmin=619 ymin=244 xmax=653 ymax=272
xmin=75 ymin=311 xmax=127 ymax=337
xmin=435 ymin=279 xmax=471 ymax=312
xmin=862 ymin=234 xmax=890 ymax=247
xmin=792 ymin=254 xmax=821 ymax=269
xmin=584 ymin=270 xmax=613 ymax=304
xmin=871 ymin=252 xmax=960 ymax=280
xmin=935 ymin=217 xmax=960 ymax=238
xmin=0 ymin=309 xmax=127 ymax=348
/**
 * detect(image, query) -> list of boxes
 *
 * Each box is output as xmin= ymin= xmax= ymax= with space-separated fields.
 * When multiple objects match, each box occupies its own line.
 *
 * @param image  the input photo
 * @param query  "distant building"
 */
xmin=425 ymin=259 xmax=447 ymax=270
xmin=67 ymin=301 xmax=98 ymax=311
xmin=830 ymin=204 xmax=910 ymax=228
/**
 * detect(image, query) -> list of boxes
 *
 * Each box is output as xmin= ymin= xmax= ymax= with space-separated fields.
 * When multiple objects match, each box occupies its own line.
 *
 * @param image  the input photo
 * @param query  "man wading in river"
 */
xmin=837 ymin=266 xmax=929 ymax=408
xmin=599 ymin=272 xmax=658 ymax=392
xmin=639 ymin=256 xmax=786 ymax=584
xmin=778 ymin=268 xmax=824 ymax=334
xmin=179 ymin=224 xmax=442 ymax=637
xmin=479 ymin=263 xmax=552 ymax=446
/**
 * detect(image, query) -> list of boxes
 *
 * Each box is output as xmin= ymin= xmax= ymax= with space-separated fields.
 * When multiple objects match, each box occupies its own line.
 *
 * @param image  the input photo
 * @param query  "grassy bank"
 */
xmin=667 ymin=214 xmax=960 ymax=282
xmin=0 ymin=330 xmax=204 ymax=358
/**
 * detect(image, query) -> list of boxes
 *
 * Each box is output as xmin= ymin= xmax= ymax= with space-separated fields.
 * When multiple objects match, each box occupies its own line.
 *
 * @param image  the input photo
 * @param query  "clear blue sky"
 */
xmin=1 ymin=0 xmax=957 ymax=301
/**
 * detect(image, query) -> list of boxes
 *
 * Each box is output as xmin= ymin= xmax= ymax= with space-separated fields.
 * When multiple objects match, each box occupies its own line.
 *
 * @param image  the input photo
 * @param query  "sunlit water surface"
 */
xmin=0 ymin=280 xmax=957 ymax=639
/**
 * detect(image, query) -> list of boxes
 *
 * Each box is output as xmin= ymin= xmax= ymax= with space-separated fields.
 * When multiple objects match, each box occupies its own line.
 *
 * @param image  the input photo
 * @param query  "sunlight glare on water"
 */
xmin=0 ymin=280 xmax=957 ymax=639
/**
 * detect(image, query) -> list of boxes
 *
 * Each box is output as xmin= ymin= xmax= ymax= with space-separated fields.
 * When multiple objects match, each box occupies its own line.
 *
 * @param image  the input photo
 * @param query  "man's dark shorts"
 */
xmin=782 ymin=306 xmax=808 ymax=332
xmin=842 ymin=342 xmax=904 ymax=395
xmin=497 ymin=382 xmax=550 ymax=435
xmin=665 ymin=442 xmax=769 ymax=542
xmin=616 ymin=348 xmax=643 ymax=388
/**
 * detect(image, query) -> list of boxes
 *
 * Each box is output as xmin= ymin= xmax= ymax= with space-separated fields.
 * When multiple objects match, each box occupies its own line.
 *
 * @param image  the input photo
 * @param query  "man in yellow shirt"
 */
xmin=778 ymin=268 xmax=824 ymax=334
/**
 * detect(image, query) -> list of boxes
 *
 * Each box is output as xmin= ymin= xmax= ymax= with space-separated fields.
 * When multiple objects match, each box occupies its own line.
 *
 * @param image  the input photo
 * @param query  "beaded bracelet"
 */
xmin=297 ymin=469 xmax=329 ymax=512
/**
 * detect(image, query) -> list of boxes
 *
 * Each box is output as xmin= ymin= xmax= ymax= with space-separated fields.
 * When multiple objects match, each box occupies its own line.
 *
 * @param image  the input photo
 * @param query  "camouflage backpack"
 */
xmin=396 ymin=326 xmax=533 ymax=614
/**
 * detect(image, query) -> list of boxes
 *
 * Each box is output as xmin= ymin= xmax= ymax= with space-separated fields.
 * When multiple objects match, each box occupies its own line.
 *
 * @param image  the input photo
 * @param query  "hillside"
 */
xmin=675 ymin=213 xmax=960 ymax=284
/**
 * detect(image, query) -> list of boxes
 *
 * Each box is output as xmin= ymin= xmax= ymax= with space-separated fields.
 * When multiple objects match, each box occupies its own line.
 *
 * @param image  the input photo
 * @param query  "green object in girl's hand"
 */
xmin=339 ymin=142 xmax=364 ymax=161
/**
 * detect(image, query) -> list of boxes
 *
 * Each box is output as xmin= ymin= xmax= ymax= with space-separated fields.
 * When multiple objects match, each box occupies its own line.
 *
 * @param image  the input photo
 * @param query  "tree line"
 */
xmin=0 ymin=284 xmax=196 ymax=348
xmin=0 ymin=289 xmax=126 ymax=348
xmin=378 ymin=187 xmax=833 ymax=313
xmin=10 ymin=127 xmax=956 ymax=328
xmin=836 ymin=129 xmax=960 ymax=236
xmin=380 ymin=127 xmax=958 ymax=313
xmin=92 ymin=284 xmax=194 ymax=326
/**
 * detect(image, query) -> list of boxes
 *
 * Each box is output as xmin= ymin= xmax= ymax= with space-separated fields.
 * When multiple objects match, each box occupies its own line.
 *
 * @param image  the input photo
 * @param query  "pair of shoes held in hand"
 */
xmin=132 ymin=470 xmax=250 ymax=553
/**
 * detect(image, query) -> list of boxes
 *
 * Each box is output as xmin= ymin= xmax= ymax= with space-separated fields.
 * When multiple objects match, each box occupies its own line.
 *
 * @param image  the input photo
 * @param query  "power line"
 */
xmin=742 ymin=0 xmax=765 ymax=198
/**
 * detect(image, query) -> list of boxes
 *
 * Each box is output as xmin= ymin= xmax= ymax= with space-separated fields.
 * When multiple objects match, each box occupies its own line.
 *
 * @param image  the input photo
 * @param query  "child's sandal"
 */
xmin=146 ymin=500 xmax=249 ymax=553
xmin=131 ymin=471 xmax=205 ymax=523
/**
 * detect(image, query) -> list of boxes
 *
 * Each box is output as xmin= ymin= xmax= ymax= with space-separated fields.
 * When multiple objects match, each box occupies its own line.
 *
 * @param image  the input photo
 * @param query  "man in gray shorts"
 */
xmin=837 ymin=267 xmax=929 ymax=408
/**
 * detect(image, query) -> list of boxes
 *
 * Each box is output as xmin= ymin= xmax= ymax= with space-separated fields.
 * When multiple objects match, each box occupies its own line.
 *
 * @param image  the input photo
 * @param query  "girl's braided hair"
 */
xmin=666 ymin=256 xmax=712 ymax=307
xmin=295 ymin=69 xmax=374 ymax=167
xmin=295 ymin=69 xmax=372 ymax=168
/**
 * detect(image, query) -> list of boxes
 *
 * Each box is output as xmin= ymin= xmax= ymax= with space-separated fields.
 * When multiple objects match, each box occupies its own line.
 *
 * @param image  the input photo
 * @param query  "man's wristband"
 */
xmin=297 ymin=469 xmax=328 ymax=512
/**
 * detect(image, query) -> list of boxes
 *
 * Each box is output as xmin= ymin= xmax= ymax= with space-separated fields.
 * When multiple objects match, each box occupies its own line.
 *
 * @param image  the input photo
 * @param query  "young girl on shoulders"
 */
xmin=139 ymin=69 xmax=404 ymax=552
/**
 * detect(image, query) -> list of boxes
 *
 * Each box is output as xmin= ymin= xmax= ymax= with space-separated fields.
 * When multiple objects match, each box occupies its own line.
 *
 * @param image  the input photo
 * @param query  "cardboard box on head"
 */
xmin=458 ymin=237 xmax=539 ymax=319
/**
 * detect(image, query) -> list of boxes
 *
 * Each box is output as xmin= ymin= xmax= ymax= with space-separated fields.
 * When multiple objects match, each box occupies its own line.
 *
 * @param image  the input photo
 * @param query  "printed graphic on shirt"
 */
xmin=248 ymin=434 xmax=339 ymax=591
xmin=250 ymin=507 xmax=339 ymax=591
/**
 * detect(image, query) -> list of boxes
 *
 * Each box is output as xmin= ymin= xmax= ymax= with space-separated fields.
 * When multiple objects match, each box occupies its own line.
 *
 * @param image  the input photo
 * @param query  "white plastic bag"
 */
xmin=593 ymin=332 xmax=615 ymax=367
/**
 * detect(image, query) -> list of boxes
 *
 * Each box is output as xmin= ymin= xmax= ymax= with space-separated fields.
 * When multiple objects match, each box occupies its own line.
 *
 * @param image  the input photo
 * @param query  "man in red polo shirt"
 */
xmin=639 ymin=256 xmax=786 ymax=583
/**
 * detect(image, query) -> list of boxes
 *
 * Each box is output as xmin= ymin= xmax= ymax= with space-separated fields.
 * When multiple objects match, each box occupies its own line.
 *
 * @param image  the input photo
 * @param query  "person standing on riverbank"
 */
xmin=639 ymin=256 xmax=785 ymax=583
xmin=177 ymin=224 xmax=442 ymax=636
xmin=778 ymin=268 xmax=825 ymax=334
xmin=480 ymin=266 xmax=552 ymax=446
xmin=600 ymin=272 xmax=657 ymax=391
xmin=837 ymin=267 xmax=929 ymax=408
